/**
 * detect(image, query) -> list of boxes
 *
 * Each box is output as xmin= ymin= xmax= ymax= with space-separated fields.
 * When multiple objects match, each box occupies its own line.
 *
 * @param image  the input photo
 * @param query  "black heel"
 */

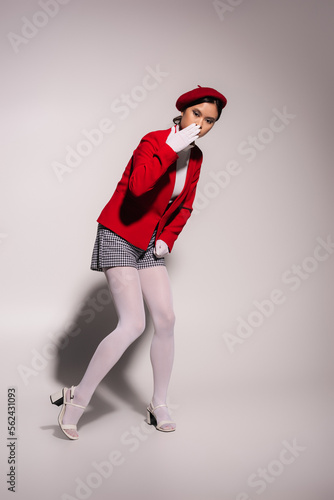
xmin=146 ymin=408 xmax=156 ymax=426
xmin=146 ymin=403 xmax=176 ymax=432
xmin=50 ymin=386 xmax=86 ymax=440
xmin=50 ymin=390 xmax=64 ymax=406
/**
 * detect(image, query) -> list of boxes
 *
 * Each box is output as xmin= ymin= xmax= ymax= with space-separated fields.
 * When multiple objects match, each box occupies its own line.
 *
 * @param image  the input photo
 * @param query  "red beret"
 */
xmin=176 ymin=85 xmax=227 ymax=111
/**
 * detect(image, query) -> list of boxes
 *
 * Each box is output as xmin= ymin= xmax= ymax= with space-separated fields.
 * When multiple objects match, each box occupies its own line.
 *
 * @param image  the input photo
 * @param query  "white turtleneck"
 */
xmin=170 ymin=143 xmax=193 ymax=200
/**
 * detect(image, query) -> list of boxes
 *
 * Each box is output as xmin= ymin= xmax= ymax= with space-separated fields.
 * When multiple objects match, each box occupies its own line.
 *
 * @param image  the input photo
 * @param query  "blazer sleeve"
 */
xmin=159 ymin=157 xmax=202 ymax=251
xmin=129 ymin=131 xmax=178 ymax=197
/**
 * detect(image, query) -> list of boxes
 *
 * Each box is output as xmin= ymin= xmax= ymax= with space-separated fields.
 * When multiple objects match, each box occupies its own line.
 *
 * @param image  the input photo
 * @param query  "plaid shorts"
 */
xmin=90 ymin=224 xmax=166 ymax=272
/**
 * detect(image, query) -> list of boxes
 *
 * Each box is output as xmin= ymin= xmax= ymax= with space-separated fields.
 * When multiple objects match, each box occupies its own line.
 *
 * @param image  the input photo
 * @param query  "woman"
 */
xmin=50 ymin=86 xmax=227 ymax=439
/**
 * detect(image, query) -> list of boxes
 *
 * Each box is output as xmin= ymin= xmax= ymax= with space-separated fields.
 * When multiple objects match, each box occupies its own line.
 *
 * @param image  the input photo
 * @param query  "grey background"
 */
xmin=1 ymin=0 xmax=334 ymax=499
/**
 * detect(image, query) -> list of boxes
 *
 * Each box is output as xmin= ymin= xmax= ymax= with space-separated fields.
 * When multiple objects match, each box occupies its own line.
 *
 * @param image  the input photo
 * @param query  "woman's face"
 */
xmin=180 ymin=102 xmax=218 ymax=138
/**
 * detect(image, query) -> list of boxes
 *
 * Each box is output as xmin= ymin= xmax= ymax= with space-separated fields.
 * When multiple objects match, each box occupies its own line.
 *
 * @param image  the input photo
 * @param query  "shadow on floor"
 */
xmin=52 ymin=281 xmax=153 ymax=428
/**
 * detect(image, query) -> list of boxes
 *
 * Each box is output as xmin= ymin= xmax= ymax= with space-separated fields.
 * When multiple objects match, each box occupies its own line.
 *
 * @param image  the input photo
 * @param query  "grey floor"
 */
xmin=4 ymin=321 xmax=333 ymax=500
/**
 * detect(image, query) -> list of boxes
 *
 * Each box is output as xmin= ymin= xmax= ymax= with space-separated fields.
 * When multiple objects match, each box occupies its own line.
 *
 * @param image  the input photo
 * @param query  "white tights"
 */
xmin=62 ymin=266 xmax=175 ymax=435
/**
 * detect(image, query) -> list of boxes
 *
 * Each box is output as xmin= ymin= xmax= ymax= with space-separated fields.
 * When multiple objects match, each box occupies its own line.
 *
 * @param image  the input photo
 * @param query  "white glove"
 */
xmin=154 ymin=239 xmax=169 ymax=258
xmin=166 ymin=123 xmax=200 ymax=153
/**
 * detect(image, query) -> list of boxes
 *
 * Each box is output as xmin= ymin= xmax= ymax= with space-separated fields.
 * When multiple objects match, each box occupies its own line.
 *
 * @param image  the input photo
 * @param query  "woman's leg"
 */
xmin=62 ymin=266 xmax=145 ymax=437
xmin=138 ymin=265 xmax=176 ymax=430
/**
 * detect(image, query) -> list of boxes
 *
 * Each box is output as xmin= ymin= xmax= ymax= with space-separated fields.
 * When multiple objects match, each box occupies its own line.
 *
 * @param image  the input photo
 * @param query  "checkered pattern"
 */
xmin=90 ymin=224 xmax=166 ymax=272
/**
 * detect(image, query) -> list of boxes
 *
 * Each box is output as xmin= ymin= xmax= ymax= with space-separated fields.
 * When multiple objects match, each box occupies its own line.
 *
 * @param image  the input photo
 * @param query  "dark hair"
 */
xmin=173 ymin=96 xmax=224 ymax=125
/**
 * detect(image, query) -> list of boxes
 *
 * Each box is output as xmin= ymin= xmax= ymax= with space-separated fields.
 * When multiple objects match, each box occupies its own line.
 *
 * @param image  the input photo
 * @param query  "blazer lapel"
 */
xmin=160 ymin=146 xmax=198 ymax=220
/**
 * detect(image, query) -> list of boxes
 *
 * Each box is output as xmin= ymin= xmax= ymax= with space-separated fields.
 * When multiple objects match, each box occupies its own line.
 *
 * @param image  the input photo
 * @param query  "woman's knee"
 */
xmin=154 ymin=309 xmax=176 ymax=335
xmin=121 ymin=315 xmax=146 ymax=339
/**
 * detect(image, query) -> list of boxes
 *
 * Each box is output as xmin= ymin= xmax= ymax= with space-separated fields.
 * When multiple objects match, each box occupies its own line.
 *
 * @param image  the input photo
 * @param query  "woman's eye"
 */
xmin=193 ymin=111 xmax=200 ymax=117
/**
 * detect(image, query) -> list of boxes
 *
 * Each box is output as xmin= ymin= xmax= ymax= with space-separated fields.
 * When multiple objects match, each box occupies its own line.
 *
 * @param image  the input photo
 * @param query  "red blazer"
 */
xmin=97 ymin=128 xmax=203 ymax=251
